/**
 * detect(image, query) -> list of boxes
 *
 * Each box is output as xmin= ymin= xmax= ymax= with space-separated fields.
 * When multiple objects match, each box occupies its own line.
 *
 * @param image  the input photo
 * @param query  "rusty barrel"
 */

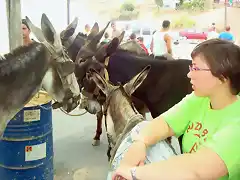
xmin=0 ymin=91 xmax=54 ymax=180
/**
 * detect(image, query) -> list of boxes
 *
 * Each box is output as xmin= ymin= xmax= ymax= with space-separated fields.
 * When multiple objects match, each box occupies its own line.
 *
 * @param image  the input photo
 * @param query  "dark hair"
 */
xmin=191 ymin=39 xmax=240 ymax=95
xmin=226 ymin=26 xmax=231 ymax=31
xmin=137 ymin=37 xmax=144 ymax=42
xmin=162 ymin=20 xmax=170 ymax=29
xmin=22 ymin=19 xmax=30 ymax=30
xmin=111 ymin=21 xmax=116 ymax=26
xmin=130 ymin=33 xmax=136 ymax=40
xmin=104 ymin=32 xmax=109 ymax=39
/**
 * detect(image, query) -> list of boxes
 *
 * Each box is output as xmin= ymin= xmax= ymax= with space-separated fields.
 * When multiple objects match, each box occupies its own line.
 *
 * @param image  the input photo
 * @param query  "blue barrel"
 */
xmin=0 ymin=92 xmax=54 ymax=180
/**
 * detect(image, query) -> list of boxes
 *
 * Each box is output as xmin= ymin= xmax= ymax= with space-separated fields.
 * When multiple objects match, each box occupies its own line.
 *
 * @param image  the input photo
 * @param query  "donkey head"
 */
xmin=87 ymin=65 xmax=150 ymax=159
xmin=74 ymin=30 xmax=125 ymax=95
xmin=87 ymin=65 xmax=150 ymax=129
xmin=26 ymin=14 xmax=80 ymax=112
xmin=75 ymin=21 xmax=111 ymax=63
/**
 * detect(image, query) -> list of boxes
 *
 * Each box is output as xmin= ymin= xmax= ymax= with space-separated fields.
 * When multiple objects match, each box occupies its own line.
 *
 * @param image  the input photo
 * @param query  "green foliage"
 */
xmin=172 ymin=14 xmax=196 ymax=29
xmin=120 ymin=2 xmax=135 ymax=12
xmin=179 ymin=0 xmax=205 ymax=11
xmin=118 ymin=10 xmax=139 ymax=20
xmin=155 ymin=0 xmax=163 ymax=7
xmin=118 ymin=2 xmax=139 ymax=20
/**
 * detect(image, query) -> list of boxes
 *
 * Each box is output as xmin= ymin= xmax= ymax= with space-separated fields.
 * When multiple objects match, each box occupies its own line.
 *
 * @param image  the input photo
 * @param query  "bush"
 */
xmin=118 ymin=10 xmax=139 ymax=20
xmin=118 ymin=2 xmax=139 ymax=20
xmin=179 ymin=0 xmax=205 ymax=11
xmin=172 ymin=14 xmax=196 ymax=29
xmin=121 ymin=3 xmax=135 ymax=12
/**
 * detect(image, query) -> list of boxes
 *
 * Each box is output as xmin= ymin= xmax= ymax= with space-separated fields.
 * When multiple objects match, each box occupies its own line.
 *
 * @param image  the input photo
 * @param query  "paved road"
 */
xmin=172 ymin=41 xmax=198 ymax=60
xmin=53 ymin=108 xmax=109 ymax=180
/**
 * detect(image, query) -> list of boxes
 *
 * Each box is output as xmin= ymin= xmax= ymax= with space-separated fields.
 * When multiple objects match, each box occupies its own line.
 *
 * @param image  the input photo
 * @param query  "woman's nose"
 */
xmin=187 ymin=71 xmax=192 ymax=79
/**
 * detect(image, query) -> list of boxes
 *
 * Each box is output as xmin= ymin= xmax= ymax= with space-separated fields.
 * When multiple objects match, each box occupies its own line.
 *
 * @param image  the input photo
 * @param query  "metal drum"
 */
xmin=0 ymin=91 xmax=54 ymax=180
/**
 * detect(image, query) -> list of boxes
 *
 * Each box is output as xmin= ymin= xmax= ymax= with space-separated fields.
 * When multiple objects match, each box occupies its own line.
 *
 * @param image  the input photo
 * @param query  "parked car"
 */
xmin=179 ymin=29 xmax=208 ymax=40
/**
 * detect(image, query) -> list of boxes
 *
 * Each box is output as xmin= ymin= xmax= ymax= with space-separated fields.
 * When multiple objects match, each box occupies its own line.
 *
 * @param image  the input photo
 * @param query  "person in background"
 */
xmin=219 ymin=26 xmax=235 ymax=42
xmin=128 ymin=33 xmax=136 ymax=41
xmin=21 ymin=19 xmax=33 ymax=46
xmin=150 ymin=20 xmax=172 ymax=57
xmin=84 ymin=24 xmax=91 ymax=35
xmin=111 ymin=21 xmax=121 ymax=39
xmin=137 ymin=37 xmax=149 ymax=55
xmin=207 ymin=23 xmax=219 ymax=40
xmin=100 ymin=32 xmax=111 ymax=46
xmin=124 ymin=24 xmax=132 ymax=41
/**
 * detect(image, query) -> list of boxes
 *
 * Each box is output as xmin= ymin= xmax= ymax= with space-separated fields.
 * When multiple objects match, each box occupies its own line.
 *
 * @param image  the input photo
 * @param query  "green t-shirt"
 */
xmin=162 ymin=92 xmax=240 ymax=180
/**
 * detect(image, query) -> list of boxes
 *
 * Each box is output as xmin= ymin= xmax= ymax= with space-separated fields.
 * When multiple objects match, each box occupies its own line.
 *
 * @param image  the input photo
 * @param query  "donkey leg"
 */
xmin=92 ymin=109 xmax=103 ymax=146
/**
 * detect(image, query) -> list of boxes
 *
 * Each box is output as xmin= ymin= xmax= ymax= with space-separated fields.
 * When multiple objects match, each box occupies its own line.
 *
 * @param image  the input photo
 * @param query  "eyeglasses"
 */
xmin=189 ymin=64 xmax=211 ymax=72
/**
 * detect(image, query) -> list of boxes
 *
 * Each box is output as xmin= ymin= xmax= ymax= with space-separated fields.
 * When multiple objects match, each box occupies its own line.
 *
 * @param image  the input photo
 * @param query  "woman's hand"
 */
xmin=119 ymin=141 xmax=147 ymax=167
xmin=112 ymin=165 xmax=133 ymax=180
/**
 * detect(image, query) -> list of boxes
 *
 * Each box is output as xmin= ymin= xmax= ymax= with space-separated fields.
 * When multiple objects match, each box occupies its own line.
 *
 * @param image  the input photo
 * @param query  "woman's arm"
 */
xmin=132 ymin=116 xmax=174 ymax=147
xmin=134 ymin=123 xmax=240 ymax=180
xmin=119 ymin=117 xmax=174 ymax=166
xmin=119 ymin=93 xmax=200 ymax=166
xmin=134 ymin=147 xmax=228 ymax=180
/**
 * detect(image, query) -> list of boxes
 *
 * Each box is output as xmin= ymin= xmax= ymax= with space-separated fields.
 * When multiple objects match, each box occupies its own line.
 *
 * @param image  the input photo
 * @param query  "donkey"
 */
xmin=0 ymin=13 xmax=80 ymax=137
xmin=74 ymin=35 xmax=192 ymax=150
xmin=56 ymin=21 xmax=149 ymax=146
xmin=87 ymin=66 xmax=151 ymax=161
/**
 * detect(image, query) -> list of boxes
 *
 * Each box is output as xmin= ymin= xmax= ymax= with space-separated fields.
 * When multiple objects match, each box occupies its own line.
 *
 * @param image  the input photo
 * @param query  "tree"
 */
xmin=155 ymin=0 xmax=163 ymax=8
xmin=121 ymin=2 xmax=135 ymax=12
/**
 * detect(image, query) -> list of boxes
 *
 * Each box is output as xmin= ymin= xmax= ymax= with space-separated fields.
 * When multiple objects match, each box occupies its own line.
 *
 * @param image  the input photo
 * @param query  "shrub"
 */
xmin=172 ymin=14 xmax=196 ymax=29
xmin=179 ymin=0 xmax=205 ymax=11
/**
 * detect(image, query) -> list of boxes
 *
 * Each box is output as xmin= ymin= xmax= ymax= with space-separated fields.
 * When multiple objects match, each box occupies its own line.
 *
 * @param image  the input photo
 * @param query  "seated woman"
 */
xmin=108 ymin=39 xmax=240 ymax=180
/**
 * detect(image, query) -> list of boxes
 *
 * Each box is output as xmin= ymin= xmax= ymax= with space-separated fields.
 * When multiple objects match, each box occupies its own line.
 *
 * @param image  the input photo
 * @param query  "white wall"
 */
xmin=21 ymin=0 xmax=68 ymax=38
xmin=0 ymin=0 xmax=107 ymax=54
xmin=0 ymin=0 xmax=9 ymax=54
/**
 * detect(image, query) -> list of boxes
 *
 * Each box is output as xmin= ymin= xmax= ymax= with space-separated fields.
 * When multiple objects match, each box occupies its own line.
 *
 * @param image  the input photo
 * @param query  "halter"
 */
xmin=42 ymin=41 xmax=80 ymax=111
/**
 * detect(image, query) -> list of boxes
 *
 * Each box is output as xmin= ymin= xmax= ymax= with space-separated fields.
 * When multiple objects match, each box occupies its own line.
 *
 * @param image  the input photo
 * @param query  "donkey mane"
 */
xmin=0 ymin=55 xmax=5 ymax=61
xmin=116 ymin=48 xmax=149 ymax=57
xmin=113 ymin=49 xmax=168 ymax=62
xmin=0 ymin=42 xmax=45 ymax=76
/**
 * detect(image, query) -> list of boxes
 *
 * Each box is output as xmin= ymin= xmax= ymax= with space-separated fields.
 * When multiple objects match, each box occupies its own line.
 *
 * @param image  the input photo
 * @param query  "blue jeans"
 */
xmin=106 ymin=121 xmax=181 ymax=179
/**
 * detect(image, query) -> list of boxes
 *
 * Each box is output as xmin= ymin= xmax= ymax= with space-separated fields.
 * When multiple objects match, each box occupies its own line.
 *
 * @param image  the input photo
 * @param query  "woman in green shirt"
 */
xmin=110 ymin=39 xmax=240 ymax=180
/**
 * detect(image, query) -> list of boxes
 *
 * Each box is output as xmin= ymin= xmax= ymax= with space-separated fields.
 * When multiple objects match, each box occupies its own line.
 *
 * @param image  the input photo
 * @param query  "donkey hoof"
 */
xmin=92 ymin=139 xmax=100 ymax=146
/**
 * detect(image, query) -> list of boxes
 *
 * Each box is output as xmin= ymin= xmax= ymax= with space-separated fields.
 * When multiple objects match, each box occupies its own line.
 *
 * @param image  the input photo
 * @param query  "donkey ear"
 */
xmin=124 ymin=65 xmax=151 ymax=96
xmin=41 ymin=13 xmax=57 ymax=45
xmin=118 ymin=31 xmax=125 ymax=44
xmin=87 ymin=68 xmax=111 ymax=95
xmin=25 ymin=16 xmax=45 ymax=42
xmin=106 ymin=37 xmax=119 ymax=55
xmin=87 ymin=22 xmax=99 ymax=40
xmin=60 ymin=17 xmax=78 ymax=41
xmin=87 ymin=21 xmax=111 ymax=50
